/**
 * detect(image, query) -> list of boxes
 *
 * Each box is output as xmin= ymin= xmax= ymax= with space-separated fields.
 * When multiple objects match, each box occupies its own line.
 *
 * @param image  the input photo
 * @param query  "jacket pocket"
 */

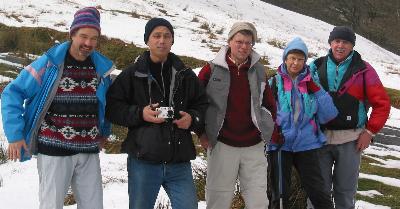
xmin=130 ymin=124 xmax=172 ymax=162
xmin=174 ymin=130 xmax=196 ymax=162
xmin=324 ymin=92 xmax=359 ymax=130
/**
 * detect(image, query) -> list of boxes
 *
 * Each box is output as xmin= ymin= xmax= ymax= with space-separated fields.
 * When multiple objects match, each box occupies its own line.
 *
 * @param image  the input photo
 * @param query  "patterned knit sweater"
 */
xmin=37 ymin=52 xmax=100 ymax=156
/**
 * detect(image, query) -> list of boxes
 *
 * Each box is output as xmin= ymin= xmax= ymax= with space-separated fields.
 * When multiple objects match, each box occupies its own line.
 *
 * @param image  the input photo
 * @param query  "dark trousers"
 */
xmin=267 ymin=149 xmax=334 ymax=209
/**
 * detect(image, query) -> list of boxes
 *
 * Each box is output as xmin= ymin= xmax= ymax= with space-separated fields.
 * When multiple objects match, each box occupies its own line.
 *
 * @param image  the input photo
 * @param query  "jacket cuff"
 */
xmin=7 ymin=132 xmax=24 ymax=143
xmin=187 ymin=110 xmax=204 ymax=136
xmin=137 ymin=105 xmax=145 ymax=123
xmin=365 ymin=129 xmax=376 ymax=137
xmin=313 ymin=89 xmax=324 ymax=98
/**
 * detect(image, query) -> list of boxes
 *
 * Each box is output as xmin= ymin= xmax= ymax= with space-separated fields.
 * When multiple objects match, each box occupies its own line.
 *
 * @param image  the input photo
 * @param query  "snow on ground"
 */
xmin=0 ymin=59 xmax=23 ymax=69
xmin=0 ymin=152 xmax=207 ymax=209
xmin=364 ymin=143 xmax=400 ymax=159
xmin=0 ymin=75 xmax=12 ymax=83
xmin=0 ymin=53 xmax=24 ymax=68
xmin=386 ymin=107 xmax=400 ymax=128
xmin=356 ymin=200 xmax=391 ymax=209
xmin=0 ymin=0 xmax=400 ymax=208
xmin=2 ymin=106 xmax=399 ymax=209
xmin=0 ymin=147 xmax=398 ymax=209
xmin=359 ymin=173 xmax=400 ymax=188
xmin=357 ymin=190 xmax=383 ymax=198
xmin=364 ymin=143 xmax=400 ymax=169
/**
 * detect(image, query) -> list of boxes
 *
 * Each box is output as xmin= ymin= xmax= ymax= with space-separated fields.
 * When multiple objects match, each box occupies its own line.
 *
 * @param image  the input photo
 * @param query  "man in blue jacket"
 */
xmin=1 ymin=7 xmax=113 ymax=209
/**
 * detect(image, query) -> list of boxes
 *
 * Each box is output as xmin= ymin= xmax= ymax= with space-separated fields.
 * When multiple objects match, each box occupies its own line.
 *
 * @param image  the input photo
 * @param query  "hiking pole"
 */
xmin=276 ymin=125 xmax=284 ymax=209
xmin=278 ymin=149 xmax=283 ymax=209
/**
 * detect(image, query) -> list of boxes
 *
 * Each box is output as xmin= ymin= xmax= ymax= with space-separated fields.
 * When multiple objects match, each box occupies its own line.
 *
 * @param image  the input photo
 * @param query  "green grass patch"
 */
xmin=385 ymin=87 xmax=400 ymax=109
xmin=366 ymin=153 xmax=400 ymax=161
xmin=361 ymin=156 xmax=400 ymax=179
xmin=265 ymin=69 xmax=277 ymax=78
xmin=382 ymin=155 xmax=400 ymax=161
xmin=0 ymin=143 xmax=7 ymax=164
xmin=0 ymin=63 xmax=19 ymax=79
xmin=359 ymin=155 xmax=400 ymax=208
xmin=357 ymin=178 xmax=400 ymax=208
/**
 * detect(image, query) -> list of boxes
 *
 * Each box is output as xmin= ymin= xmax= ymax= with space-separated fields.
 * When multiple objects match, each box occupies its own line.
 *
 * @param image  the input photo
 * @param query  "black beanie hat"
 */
xmin=144 ymin=18 xmax=174 ymax=44
xmin=328 ymin=26 xmax=356 ymax=46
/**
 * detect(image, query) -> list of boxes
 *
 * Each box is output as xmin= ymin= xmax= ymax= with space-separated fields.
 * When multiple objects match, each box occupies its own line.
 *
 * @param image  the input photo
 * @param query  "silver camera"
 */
xmin=156 ymin=107 xmax=174 ymax=119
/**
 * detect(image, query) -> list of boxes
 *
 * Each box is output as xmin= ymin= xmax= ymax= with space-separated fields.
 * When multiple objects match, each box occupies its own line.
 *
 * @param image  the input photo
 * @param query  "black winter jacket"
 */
xmin=105 ymin=51 xmax=208 ymax=163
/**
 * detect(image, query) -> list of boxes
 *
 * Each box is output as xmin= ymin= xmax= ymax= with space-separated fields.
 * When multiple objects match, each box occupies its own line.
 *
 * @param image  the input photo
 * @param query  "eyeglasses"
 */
xmin=286 ymin=56 xmax=305 ymax=63
xmin=234 ymin=40 xmax=253 ymax=47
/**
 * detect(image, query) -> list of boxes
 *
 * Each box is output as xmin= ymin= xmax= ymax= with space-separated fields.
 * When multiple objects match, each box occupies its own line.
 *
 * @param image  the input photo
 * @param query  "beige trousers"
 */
xmin=206 ymin=141 xmax=268 ymax=209
xmin=37 ymin=153 xmax=103 ymax=209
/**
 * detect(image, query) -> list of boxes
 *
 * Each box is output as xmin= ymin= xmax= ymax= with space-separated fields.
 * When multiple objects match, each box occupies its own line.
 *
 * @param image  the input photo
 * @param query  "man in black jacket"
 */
xmin=105 ymin=18 xmax=208 ymax=209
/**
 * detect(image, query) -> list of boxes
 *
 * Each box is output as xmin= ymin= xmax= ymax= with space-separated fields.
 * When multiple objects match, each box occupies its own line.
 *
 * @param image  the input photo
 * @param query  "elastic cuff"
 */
xmin=138 ymin=106 xmax=145 ymax=122
xmin=365 ymin=129 xmax=376 ymax=137
xmin=313 ymin=89 xmax=324 ymax=97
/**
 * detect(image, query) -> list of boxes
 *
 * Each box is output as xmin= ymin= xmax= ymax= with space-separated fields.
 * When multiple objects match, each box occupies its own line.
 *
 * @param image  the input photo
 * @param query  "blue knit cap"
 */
xmin=283 ymin=37 xmax=308 ymax=62
xmin=70 ymin=7 xmax=101 ymax=35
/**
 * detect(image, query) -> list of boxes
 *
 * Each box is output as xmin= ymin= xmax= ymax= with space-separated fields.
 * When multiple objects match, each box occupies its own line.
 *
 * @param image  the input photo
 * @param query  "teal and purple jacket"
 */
xmin=268 ymin=65 xmax=338 ymax=152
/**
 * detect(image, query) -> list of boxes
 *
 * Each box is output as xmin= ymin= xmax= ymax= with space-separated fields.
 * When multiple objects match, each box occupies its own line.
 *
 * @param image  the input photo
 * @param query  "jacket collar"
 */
xmin=278 ymin=64 xmax=310 ymax=82
xmin=328 ymin=49 xmax=355 ymax=66
xmin=135 ymin=51 xmax=186 ymax=75
xmin=278 ymin=64 xmax=311 ymax=92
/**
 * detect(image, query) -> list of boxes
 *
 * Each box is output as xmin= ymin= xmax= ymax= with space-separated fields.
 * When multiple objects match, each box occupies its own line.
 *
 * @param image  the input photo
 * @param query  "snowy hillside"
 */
xmin=0 ymin=0 xmax=399 ymax=89
xmin=0 ymin=0 xmax=400 ymax=209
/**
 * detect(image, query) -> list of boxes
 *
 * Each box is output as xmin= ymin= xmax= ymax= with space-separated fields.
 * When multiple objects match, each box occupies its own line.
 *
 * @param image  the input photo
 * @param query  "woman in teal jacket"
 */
xmin=267 ymin=37 xmax=337 ymax=209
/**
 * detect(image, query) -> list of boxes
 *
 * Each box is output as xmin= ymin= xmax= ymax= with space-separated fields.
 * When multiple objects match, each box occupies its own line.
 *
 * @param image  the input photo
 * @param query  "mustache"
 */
xmin=80 ymin=45 xmax=93 ymax=50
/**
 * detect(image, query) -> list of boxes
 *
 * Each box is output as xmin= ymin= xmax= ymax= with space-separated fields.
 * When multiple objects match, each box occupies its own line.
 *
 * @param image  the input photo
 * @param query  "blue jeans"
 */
xmin=127 ymin=157 xmax=198 ymax=209
xmin=318 ymin=141 xmax=361 ymax=209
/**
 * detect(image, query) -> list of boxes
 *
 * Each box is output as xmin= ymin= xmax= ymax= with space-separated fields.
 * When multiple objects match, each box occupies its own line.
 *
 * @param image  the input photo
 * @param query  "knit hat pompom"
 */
xmin=70 ymin=7 xmax=101 ymax=36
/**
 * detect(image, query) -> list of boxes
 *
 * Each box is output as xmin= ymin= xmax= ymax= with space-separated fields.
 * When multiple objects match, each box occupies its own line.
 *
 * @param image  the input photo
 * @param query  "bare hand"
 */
xmin=356 ymin=130 xmax=373 ymax=151
xmin=98 ymin=137 xmax=107 ymax=150
xmin=173 ymin=111 xmax=192 ymax=129
xmin=142 ymin=103 xmax=165 ymax=124
xmin=199 ymin=134 xmax=209 ymax=150
xmin=8 ymin=140 xmax=28 ymax=161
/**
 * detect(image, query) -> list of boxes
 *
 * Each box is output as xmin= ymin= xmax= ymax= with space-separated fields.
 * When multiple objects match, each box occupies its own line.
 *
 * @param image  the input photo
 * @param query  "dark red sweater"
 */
xmin=198 ymin=55 xmax=276 ymax=147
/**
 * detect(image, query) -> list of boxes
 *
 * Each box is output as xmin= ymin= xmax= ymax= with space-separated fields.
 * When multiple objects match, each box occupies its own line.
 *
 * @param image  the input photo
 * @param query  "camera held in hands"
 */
xmin=156 ymin=107 xmax=174 ymax=119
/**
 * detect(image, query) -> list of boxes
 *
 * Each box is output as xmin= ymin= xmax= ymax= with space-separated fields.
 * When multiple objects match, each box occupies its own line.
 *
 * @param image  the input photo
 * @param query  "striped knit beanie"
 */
xmin=70 ymin=7 xmax=101 ymax=35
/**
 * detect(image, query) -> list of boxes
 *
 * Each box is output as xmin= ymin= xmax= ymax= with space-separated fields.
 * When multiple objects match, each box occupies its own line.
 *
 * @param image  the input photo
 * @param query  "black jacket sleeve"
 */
xmin=184 ymin=70 xmax=209 ymax=136
xmin=105 ymin=66 xmax=145 ymax=128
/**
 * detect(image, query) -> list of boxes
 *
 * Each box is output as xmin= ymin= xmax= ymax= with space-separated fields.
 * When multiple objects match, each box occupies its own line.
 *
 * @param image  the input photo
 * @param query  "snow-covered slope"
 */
xmin=1 ymin=0 xmax=399 ymax=89
xmin=1 ymin=1 xmax=400 ymax=209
